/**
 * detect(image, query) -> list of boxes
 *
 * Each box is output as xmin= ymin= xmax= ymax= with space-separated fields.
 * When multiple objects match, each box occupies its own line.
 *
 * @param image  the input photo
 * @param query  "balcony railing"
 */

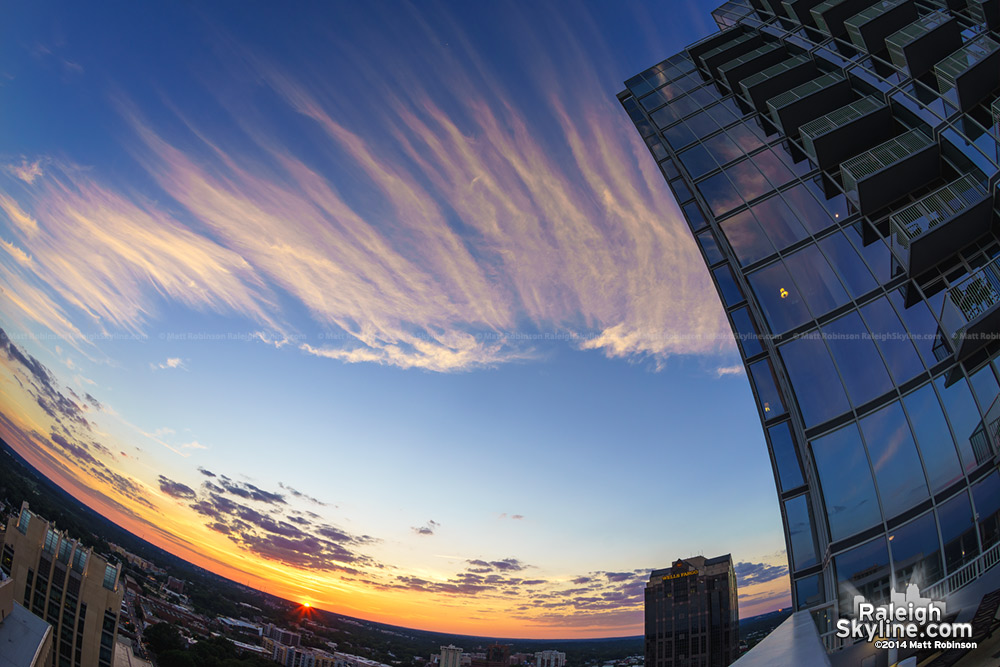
xmin=922 ymin=539 xmax=1000 ymax=602
xmin=886 ymin=11 xmax=961 ymax=76
xmin=782 ymin=0 xmax=828 ymax=26
xmin=811 ymin=0 xmax=879 ymax=37
xmin=738 ymin=54 xmax=815 ymax=111
xmin=800 ymin=95 xmax=890 ymax=169
xmin=840 ymin=128 xmax=939 ymax=214
xmin=943 ymin=255 xmax=1000 ymax=359
xmin=766 ymin=71 xmax=850 ymax=135
xmin=718 ymin=43 xmax=786 ymax=91
xmin=845 ymin=0 xmax=918 ymax=54
xmin=993 ymin=97 xmax=1000 ymax=130
xmin=934 ymin=35 xmax=1000 ymax=111
xmin=889 ymin=174 xmax=991 ymax=274
xmin=969 ymin=0 xmax=1000 ymax=31
xmin=698 ymin=32 xmax=763 ymax=78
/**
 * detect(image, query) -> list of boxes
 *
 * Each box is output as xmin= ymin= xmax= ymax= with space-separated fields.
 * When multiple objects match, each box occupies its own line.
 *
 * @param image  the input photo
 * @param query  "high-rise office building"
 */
xmin=619 ymin=0 xmax=1000 ymax=664
xmin=1 ymin=502 xmax=123 ymax=667
xmin=645 ymin=555 xmax=739 ymax=667
xmin=533 ymin=650 xmax=565 ymax=667
xmin=621 ymin=0 xmax=1000 ymax=664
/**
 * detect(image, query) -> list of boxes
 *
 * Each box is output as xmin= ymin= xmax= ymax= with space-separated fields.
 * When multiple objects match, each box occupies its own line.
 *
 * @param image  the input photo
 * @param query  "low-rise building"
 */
xmin=0 ymin=571 xmax=53 ymax=667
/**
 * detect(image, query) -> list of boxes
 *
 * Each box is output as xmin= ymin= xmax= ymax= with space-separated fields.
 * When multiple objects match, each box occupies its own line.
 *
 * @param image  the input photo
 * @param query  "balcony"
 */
xmin=844 ymin=0 xmax=917 ymax=54
xmin=889 ymin=175 xmax=992 ymax=276
xmin=800 ymin=95 xmax=892 ymax=170
xmin=811 ymin=0 xmax=879 ymax=38
xmin=969 ymin=0 xmax=1000 ymax=31
xmin=840 ymin=129 xmax=939 ymax=215
xmin=717 ymin=43 xmax=787 ymax=92
xmin=934 ymin=35 xmax=1000 ymax=112
xmin=738 ymin=55 xmax=817 ymax=111
xmin=781 ymin=0 xmax=828 ymax=26
xmin=731 ymin=611 xmax=831 ymax=666
xmin=886 ymin=12 xmax=961 ymax=77
xmin=698 ymin=32 xmax=766 ymax=79
xmin=942 ymin=256 xmax=1000 ymax=361
xmin=766 ymin=72 xmax=851 ymax=136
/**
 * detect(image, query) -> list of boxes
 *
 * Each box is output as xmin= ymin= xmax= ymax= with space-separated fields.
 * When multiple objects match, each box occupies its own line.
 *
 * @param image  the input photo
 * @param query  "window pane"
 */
xmin=804 ymin=174 xmax=849 ymax=223
xmin=859 ymin=297 xmax=923 ymax=385
xmin=697 ymin=230 xmax=724 ymax=265
xmin=902 ymin=384 xmax=963 ymax=493
xmin=969 ymin=364 xmax=1000 ymax=414
xmin=703 ymin=132 xmax=744 ymax=167
xmin=783 ymin=181 xmax=836 ymax=235
xmin=651 ymin=105 xmax=680 ymax=129
xmin=817 ymin=233 xmax=876 ymax=298
xmin=679 ymin=144 xmax=717 ymax=179
xmin=781 ymin=333 xmax=851 ymax=428
xmin=712 ymin=265 xmax=743 ymax=307
xmin=785 ymin=494 xmax=818 ymax=570
xmin=664 ymin=122 xmax=697 ymax=149
xmin=889 ymin=512 xmax=942 ymax=589
xmin=648 ymin=136 xmax=668 ymax=161
xmin=769 ymin=421 xmax=804 ymax=491
xmin=730 ymin=306 xmax=763 ymax=357
xmin=823 ymin=312 xmax=893 ymax=408
xmin=721 ymin=210 xmax=773 ymax=266
xmin=783 ymin=245 xmax=849 ymax=320
xmin=754 ymin=149 xmax=795 ymax=189
xmin=973 ymin=471 xmax=1000 ymax=549
xmin=685 ymin=111 xmax=719 ymax=139
xmin=748 ymin=261 xmax=812 ymax=333
xmin=698 ymin=172 xmax=743 ymax=217
xmin=726 ymin=160 xmax=772 ymax=202
xmin=938 ymin=491 xmax=979 ymax=574
xmin=669 ymin=178 xmax=693 ymax=203
xmin=796 ymin=575 xmax=824 ymax=610
xmin=728 ymin=123 xmax=765 ymax=152
xmin=859 ymin=401 xmax=929 ymax=518
xmin=835 ymin=537 xmax=890 ymax=616
xmin=889 ymin=289 xmax=942 ymax=367
xmin=751 ymin=195 xmax=808 ymax=251
xmin=936 ymin=376 xmax=986 ymax=472
xmin=749 ymin=359 xmax=786 ymax=418
xmin=682 ymin=202 xmax=707 ymax=232
xmin=812 ymin=423 xmax=881 ymax=542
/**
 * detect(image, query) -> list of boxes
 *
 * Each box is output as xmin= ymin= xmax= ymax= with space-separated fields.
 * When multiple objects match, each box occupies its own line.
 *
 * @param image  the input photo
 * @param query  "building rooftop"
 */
xmin=0 ymin=602 xmax=51 ymax=667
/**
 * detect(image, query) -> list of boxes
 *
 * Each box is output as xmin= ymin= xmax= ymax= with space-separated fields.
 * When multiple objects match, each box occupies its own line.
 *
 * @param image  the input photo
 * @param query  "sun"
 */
xmin=303 ymin=602 xmax=311 ymax=608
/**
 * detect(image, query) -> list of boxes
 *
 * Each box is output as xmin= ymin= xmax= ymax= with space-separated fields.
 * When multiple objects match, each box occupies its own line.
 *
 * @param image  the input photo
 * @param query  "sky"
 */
xmin=0 ymin=1 xmax=791 ymax=638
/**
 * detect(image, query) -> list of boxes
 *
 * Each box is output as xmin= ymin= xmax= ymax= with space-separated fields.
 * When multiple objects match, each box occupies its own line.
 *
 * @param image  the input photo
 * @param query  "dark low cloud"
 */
xmin=412 ymin=519 xmax=440 ymax=536
xmin=278 ymin=481 xmax=328 ymax=506
xmin=735 ymin=561 xmax=789 ymax=588
xmin=198 ymin=467 xmax=216 ymax=477
xmin=158 ymin=475 xmax=197 ymax=499
xmin=217 ymin=475 xmax=285 ymax=504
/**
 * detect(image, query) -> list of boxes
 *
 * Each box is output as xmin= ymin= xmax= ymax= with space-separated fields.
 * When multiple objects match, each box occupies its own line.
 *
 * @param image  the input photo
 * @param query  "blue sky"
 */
xmin=0 ymin=0 xmax=790 ymax=636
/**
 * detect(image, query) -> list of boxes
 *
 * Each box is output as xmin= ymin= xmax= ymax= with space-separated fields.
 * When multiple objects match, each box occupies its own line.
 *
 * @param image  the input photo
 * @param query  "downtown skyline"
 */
xmin=0 ymin=1 xmax=789 ymax=637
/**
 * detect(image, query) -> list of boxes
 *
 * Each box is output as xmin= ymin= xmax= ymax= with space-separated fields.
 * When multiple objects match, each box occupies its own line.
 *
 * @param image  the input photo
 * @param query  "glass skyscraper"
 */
xmin=620 ymin=0 xmax=1000 ymax=661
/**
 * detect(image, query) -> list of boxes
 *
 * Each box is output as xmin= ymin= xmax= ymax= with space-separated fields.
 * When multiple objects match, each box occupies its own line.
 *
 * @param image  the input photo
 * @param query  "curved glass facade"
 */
xmin=620 ymin=0 xmax=1000 ymax=653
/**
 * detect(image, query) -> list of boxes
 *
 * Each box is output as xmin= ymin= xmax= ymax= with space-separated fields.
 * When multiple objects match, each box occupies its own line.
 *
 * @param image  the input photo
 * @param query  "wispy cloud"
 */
xmin=4 ymin=158 xmax=44 ymax=184
xmin=151 ymin=357 xmax=185 ymax=371
xmin=715 ymin=364 xmax=744 ymax=378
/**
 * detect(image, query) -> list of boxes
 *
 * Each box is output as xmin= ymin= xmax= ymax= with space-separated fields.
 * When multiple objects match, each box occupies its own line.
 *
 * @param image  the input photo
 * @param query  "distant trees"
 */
xmin=144 ymin=624 xmax=277 ymax=667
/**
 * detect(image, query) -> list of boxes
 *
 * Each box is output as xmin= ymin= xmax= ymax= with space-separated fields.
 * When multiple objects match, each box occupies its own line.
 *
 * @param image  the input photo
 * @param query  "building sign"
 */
xmin=662 ymin=570 xmax=697 ymax=581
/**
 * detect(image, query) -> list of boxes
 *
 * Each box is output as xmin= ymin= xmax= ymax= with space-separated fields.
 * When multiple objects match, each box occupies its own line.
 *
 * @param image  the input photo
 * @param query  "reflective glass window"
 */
xmin=972 ymin=471 xmax=1000 ymax=550
xmin=730 ymin=306 xmax=763 ymax=357
xmin=651 ymin=105 xmax=680 ymax=129
xmin=753 ymin=149 xmax=795 ymax=189
xmin=769 ymin=421 xmax=804 ymax=491
xmin=706 ymin=100 xmax=739 ymax=127
xmin=685 ymin=110 xmax=719 ymax=139
xmin=817 ymin=233 xmax=876 ymax=298
xmin=902 ymin=384 xmax=963 ymax=493
xmin=697 ymin=172 xmax=742 ymax=217
xmin=859 ymin=401 xmax=929 ymax=518
xmin=670 ymin=93 xmax=703 ymax=118
xmin=969 ymin=364 xmax=1000 ymax=414
xmin=725 ymin=160 xmax=771 ymax=202
xmin=721 ymin=210 xmax=773 ymax=266
xmin=712 ymin=265 xmax=744 ymax=307
xmin=889 ymin=512 xmax=942 ymax=589
xmin=664 ymin=122 xmax=697 ymax=149
xmin=835 ymin=537 xmax=890 ymax=616
xmin=781 ymin=328 xmax=854 ymax=423
xmin=804 ymin=175 xmax=848 ymax=223
xmin=751 ymin=195 xmax=808 ymax=251
xmin=778 ymin=182 xmax=834 ymax=235
xmin=785 ymin=494 xmax=818 ymax=570
xmin=679 ymin=144 xmax=718 ymax=179
xmin=795 ymin=575 xmax=824 ymax=610
xmin=697 ymin=230 xmax=724 ymax=265
xmin=823 ymin=312 xmax=893 ymax=408
xmin=689 ymin=86 xmax=719 ymax=107
xmin=849 ymin=225 xmax=892 ymax=282
xmin=682 ymin=202 xmax=707 ymax=232
xmin=811 ymin=423 xmax=881 ymax=541
xmin=938 ymin=490 xmax=979 ymax=573
xmin=936 ymin=376 xmax=986 ymax=472
xmin=703 ymin=132 xmax=744 ymax=167
xmin=889 ymin=289 xmax=941 ymax=366
xmin=749 ymin=261 xmax=811 ymax=333
xmin=728 ymin=123 xmax=765 ymax=152
xmin=669 ymin=178 xmax=693 ymax=203
xmin=749 ymin=359 xmax=786 ymax=418
xmin=783 ymin=245 xmax=850 ymax=319
xmin=661 ymin=159 xmax=681 ymax=180
xmin=859 ymin=297 xmax=923 ymax=385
